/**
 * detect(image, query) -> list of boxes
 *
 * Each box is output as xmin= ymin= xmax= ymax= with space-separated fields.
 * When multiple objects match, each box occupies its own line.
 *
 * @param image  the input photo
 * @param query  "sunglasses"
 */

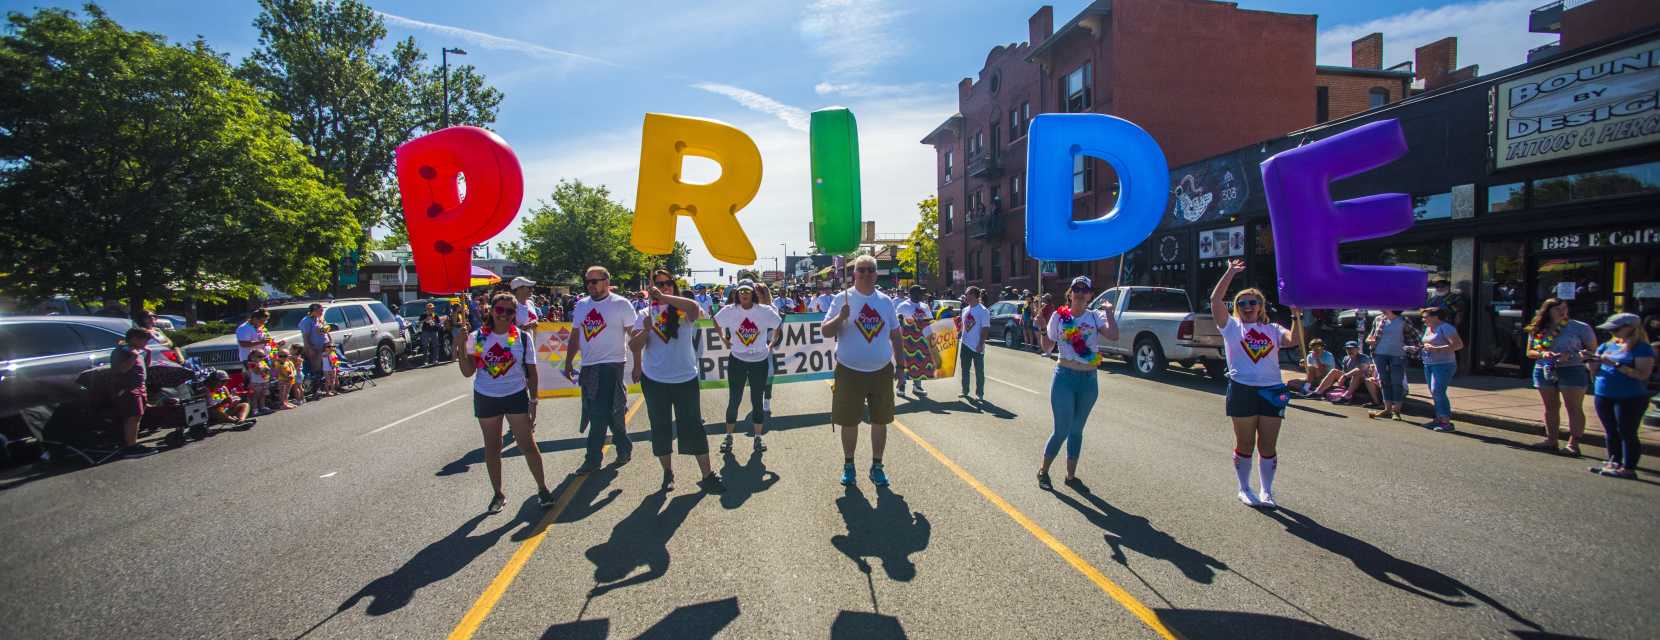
xmin=653 ymin=280 xmax=674 ymax=287
xmin=493 ymin=306 xmax=515 ymax=314
xmin=855 ymin=267 xmax=876 ymax=274
xmin=1069 ymin=285 xmax=1092 ymax=293
xmin=1236 ymin=299 xmax=1261 ymax=308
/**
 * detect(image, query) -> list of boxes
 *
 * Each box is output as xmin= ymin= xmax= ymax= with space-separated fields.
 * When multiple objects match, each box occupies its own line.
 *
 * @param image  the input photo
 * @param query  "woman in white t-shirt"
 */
xmin=455 ymin=292 xmax=554 ymax=515
xmin=1209 ymin=259 xmax=1301 ymax=508
xmin=713 ymin=281 xmax=783 ymax=455
xmin=1036 ymin=276 xmax=1118 ymax=491
xmin=629 ymin=271 xmax=725 ymax=493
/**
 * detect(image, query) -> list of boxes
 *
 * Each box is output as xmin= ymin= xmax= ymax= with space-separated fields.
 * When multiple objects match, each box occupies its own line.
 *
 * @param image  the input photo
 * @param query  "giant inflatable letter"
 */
xmin=633 ymin=113 xmax=763 ymax=265
xmin=395 ymin=126 xmax=523 ymax=294
xmin=810 ymin=107 xmax=861 ymax=254
xmin=1261 ymin=119 xmax=1425 ymax=309
xmin=1025 ymin=113 xmax=1168 ymax=261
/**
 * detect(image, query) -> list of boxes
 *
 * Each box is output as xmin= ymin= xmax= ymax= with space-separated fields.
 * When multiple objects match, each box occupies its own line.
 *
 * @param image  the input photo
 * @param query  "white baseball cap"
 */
xmin=510 ymin=276 xmax=536 ymax=289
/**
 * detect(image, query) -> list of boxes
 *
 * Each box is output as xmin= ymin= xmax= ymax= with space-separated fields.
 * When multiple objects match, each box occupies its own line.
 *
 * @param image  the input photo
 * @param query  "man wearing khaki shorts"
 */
xmin=822 ymin=255 xmax=903 ymax=487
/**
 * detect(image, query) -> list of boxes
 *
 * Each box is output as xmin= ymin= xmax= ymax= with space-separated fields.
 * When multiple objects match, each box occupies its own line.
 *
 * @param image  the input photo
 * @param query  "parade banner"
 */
xmin=533 ymin=312 xmax=962 ymax=398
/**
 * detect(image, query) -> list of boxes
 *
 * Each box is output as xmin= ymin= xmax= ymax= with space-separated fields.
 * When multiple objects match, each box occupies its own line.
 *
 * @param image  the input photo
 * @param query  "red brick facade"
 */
xmin=1560 ymin=0 xmax=1660 ymax=50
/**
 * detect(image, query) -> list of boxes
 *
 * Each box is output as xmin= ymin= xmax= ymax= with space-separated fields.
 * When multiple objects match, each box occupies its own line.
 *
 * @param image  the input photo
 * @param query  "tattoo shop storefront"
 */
xmin=1120 ymin=27 xmax=1660 ymax=376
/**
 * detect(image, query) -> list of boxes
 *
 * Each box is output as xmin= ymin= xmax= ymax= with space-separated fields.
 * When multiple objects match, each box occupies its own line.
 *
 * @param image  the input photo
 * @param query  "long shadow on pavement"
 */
xmin=718 ymin=447 xmax=779 ymax=510
xmin=336 ymin=497 xmax=544 ymax=616
xmin=830 ymin=485 xmax=931 ymax=582
xmin=541 ymin=596 xmax=740 ymax=640
xmin=1152 ymin=609 xmax=1367 ymax=640
xmin=1046 ymin=485 xmax=1229 ymax=585
xmin=584 ymin=487 xmax=707 ymax=597
xmin=1258 ymin=507 xmax=1542 ymax=632
xmin=830 ymin=609 xmax=907 ymax=639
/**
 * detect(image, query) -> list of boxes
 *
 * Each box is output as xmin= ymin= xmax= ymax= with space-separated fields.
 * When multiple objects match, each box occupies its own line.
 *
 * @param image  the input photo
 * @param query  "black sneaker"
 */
xmin=487 ymin=494 xmax=507 ymax=514
xmin=720 ymin=437 xmax=733 ymax=454
xmin=537 ymin=489 xmax=556 ymax=508
xmin=699 ymin=474 xmax=727 ymax=494
xmin=1037 ymin=472 xmax=1053 ymax=490
xmin=754 ymin=436 xmax=767 ymax=452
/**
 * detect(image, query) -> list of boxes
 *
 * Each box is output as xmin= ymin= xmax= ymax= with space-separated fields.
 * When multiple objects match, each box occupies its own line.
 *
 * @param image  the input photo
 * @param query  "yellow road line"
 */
xmin=446 ymin=398 xmax=643 ymax=640
xmin=891 ymin=418 xmax=1179 ymax=640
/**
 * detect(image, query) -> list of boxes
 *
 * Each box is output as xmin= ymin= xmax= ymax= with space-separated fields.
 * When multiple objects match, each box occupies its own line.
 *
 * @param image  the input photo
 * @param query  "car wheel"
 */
xmin=1133 ymin=337 xmax=1167 ymax=377
xmin=1003 ymin=326 xmax=1016 ymax=346
xmin=373 ymin=342 xmax=395 ymax=377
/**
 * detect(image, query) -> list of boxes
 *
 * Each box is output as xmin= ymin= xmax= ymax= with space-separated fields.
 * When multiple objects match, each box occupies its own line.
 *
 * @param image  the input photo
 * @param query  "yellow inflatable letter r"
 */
xmin=632 ymin=113 xmax=762 ymax=265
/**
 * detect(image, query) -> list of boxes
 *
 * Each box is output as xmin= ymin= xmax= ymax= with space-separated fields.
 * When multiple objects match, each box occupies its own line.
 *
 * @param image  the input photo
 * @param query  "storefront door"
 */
xmin=1534 ymin=256 xmax=1609 ymax=328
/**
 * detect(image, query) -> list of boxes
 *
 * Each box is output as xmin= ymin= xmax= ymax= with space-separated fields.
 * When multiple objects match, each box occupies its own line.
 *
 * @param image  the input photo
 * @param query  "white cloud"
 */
xmin=1316 ymin=0 xmax=1560 ymax=75
xmin=690 ymin=82 xmax=811 ymax=132
xmin=375 ymin=11 xmax=620 ymax=68
xmin=814 ymin=80 xmax=943 ymax=99
xmin=800 ymin=0 xmax=907 ymax=79
xmin=498 ymin=93 xmax=955 ymax=275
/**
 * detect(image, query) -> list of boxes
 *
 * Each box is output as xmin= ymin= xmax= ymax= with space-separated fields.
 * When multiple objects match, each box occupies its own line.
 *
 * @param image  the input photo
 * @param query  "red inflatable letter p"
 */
xmin=395 ymin=126 xmax=523 ymax=294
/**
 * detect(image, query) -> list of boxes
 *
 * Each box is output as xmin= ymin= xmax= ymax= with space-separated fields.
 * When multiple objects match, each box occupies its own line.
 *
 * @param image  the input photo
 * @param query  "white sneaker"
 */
xmin=1237 ymin=489 xmax=1259 ymax=507
xmin=1257 ymin=492 xmax=1277 ymax=508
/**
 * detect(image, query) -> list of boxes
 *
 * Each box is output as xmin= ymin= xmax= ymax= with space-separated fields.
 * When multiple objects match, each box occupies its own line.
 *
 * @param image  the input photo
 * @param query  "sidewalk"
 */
xmin=1279 ymin=365 xmax=1660 ymax=456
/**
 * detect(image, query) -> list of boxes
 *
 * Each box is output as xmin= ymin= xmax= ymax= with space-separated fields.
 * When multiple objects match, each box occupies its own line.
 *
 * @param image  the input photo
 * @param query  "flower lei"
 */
xmin=1055 ymin=306 xmax=1100 ymax=366
xmin=472 ymin=323 xmax=520 ymax=378
xmin=255 ymin=325 xmax=281 ymax=369
xmin=210 ymin=386 xmax=233 ymax=408
xmin=1529 ymin=322 xmax=1562 ymax=355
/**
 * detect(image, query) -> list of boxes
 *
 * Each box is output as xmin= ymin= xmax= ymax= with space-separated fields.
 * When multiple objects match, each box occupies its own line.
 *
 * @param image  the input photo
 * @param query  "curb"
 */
xmin=1402 ymin=398 xmax=1660 ymax=457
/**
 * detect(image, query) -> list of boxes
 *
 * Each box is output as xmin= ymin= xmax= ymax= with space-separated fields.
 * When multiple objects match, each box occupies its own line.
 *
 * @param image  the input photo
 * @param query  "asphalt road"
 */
xmin=1 ymin=344 xmax=1656 ymax=639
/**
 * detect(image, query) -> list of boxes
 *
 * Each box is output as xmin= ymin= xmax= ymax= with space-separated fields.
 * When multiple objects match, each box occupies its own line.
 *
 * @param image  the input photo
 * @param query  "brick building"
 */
xmin=921 ymin=0 xmax=1467 ymax=298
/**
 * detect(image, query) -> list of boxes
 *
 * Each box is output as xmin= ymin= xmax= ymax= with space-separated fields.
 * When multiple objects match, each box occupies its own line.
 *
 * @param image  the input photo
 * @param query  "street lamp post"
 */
xmin=440 ymin=47 xmax=468 ymax=128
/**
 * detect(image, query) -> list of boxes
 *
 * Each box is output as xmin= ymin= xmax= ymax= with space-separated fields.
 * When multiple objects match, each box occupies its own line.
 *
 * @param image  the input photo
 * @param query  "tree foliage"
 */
xmin=0 ymin=5 xmax=360 ymax=314
xmin=237 ymin=0 xmax=503 ymax=242
xmin=501 ymin=180 xmax=688 ymax=287
xmin=898 ymin=196 xmax=940 ymax=284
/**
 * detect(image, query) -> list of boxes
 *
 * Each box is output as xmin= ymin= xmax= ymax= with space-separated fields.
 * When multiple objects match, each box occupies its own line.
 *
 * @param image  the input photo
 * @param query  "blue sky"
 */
xmin=3 ymin=0 xmax=1560 ymax=276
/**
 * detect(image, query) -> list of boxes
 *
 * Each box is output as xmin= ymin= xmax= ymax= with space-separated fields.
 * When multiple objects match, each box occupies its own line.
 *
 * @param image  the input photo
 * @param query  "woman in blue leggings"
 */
xmin=1036 ymin=276 xmax=1118 ymax=490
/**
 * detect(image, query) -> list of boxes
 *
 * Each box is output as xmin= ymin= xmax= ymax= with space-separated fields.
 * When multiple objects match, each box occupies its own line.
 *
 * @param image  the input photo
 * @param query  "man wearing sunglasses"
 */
xmin=565 ymin=265 xmax=639 ymax=474
xmin=822 ymin=255 xmax=903 ymax=487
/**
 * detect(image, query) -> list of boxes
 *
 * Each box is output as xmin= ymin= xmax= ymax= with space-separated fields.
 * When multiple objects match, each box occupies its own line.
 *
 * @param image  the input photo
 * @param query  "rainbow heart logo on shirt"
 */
xmin=581 ymin=308 xmax=606 ymax=341
xmin=1240 ymin=327 xmax=1275 ymax=363
xmin=649 ymin=306 xmax=671 ymax=342
xmin=854 ymin=304 xmax=884 ymax=342
xmin=481 ymin=341 xmax=516 ymax=378
xmin=736 ymin=318 xmax=761 ymax=346
xmin=963 ymin=313 xmax=976 ymax=334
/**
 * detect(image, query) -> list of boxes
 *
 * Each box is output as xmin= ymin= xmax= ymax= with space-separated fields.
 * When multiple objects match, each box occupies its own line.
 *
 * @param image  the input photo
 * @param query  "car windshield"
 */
xmin=265 ymin=308 xmax=312 ymax=331
xmin=401 ymin=300 xmax=456 ymax=318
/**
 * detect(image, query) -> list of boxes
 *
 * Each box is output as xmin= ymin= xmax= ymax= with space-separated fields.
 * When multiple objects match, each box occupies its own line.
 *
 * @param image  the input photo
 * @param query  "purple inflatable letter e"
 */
xmin=1261 ymin=119 xmax=1426 ymax=309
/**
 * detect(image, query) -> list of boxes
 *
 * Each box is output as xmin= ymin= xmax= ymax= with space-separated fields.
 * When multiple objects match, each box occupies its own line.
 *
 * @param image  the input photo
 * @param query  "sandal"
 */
xmin=1561 ymin=443 xmax=1582 ymax=457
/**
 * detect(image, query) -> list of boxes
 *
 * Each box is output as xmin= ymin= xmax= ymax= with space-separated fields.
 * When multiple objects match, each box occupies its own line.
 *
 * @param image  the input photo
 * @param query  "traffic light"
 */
xmin=719 ymin=268 xmax=725 ymax=277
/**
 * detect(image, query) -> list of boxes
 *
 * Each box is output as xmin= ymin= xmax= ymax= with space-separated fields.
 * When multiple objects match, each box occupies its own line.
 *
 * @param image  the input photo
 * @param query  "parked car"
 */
xmin=0 ymin=316 xmax=181 ymax=442
xmin=180 ymin=299 xmax=406 ymax=376
xmin=988 ymin=300 xmax=1027 ymax=346
xmin=933 ymin=299 xmax=962 ymax=319
xmin=1089 ymin=287 xmax=1225 ymax=378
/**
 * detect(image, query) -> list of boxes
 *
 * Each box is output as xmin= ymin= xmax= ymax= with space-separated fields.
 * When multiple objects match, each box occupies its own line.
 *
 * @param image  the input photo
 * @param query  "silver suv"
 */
xmin=181 ymin=299 xmax=406 ymax=376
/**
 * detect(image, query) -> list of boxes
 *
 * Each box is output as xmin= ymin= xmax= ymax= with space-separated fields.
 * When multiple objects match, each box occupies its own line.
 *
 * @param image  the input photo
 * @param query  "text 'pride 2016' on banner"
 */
xmin=394 ymin=110 xmax=1428 ymax=310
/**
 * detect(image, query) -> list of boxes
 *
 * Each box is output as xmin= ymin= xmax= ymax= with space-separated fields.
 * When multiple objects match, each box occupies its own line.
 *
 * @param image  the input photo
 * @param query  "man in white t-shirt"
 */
xmin=958 ymin=286 xmax=991 ymax=400
xmin=822 ymin=255 xmax=903 ymax=487
xmin=565 ymin=265 xmax=639 ymax=474
xmin=811 ymin=286 xmax=834 ymax=313
xmin=894 ymin=285 xmax=934 ymax=395
xmin=511 ymin=277 xmax=540 ymax=332
xmin=235 ymin=309 xmax=272 ymax=363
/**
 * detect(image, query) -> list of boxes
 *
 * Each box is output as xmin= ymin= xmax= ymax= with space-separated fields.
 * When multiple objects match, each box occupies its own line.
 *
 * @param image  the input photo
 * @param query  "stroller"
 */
xmin=326 ymin=336 xmax=376 ymax=393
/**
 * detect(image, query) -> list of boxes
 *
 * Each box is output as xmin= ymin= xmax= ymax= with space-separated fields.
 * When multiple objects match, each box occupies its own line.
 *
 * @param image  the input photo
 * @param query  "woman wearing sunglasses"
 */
xmin=1036 ymin=275 xmax=1119 ymax=491
xmin=713 ymin=279 xmax=783 ymax=455
xmin=1210 ymin=259 xmax=1300 ymax=508
xmin=629 ymin=270 xmax=726 ymax=493
xmin=454 ymin=292 xmax=555 ymax=514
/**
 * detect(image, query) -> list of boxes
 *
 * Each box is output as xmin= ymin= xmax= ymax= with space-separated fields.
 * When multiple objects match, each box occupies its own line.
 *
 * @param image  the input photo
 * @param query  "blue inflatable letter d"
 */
xmin=1024 ymin=114 xmax=1168 ymax=262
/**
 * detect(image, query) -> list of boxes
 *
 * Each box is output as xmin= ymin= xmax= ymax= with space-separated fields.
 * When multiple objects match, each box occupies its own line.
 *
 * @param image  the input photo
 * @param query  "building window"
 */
xmin=1369 ymin=88 xmax=1389 ymax=109
xmin=941 ymin=202 xmax=954 ymax=234
xmin=971 ymin=190 xmax=983 ymax=212
xmin=1064 ymin=63 xmax=1092 ymax=112
xmin=971 ymin=131 xmax=983 ymax=155
xmin=943 ymin=148 xmax=953 ymax=184
xmin=1011 ymin=175 xmax=1022 ymax=203
xmin=991 ymin=248 xmax=1003 ymax=282
xmin=1486 ymin=182 xmax=1525 ymax=213
xmin=1412 ymin=192 xmax=1453 ymax=221
xmin=990 ymin=186 xmax=1001 ymax=209
xmin=1533 ymin=161 xmax=1660 ymax=206
xmin=1072 ymin=155 xmax=1094 ymax=195
xmin=945 ymin=257 xmax=955 ymax=284
xmin=1022 ymin=102 xmax=1029 ymax=126
xmin=1315 ymin=86 xmax=1329 ymax=123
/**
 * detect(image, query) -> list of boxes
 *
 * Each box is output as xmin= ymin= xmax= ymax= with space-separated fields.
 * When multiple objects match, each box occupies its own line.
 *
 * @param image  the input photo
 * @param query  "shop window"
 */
xmin=1064 ymin=64 xmax=1092 ymax=112
xmin=1342 ymin=242 xmax=1450 ymax=302
xmin=1533 ymin=161 xmax=1660 ymax=206
xmin=1486 ymin=182 xmax=1525 ymax=213
xmin=1412 ymin=192 xmax=1453 ymax=221
xmin=1477 ymin=240 xmax=1527 ymax=373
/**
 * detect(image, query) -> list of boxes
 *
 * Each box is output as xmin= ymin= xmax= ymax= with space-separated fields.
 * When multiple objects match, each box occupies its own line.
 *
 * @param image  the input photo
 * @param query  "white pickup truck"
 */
xmin=1088 ymin=286 xmax=1225 ymax=378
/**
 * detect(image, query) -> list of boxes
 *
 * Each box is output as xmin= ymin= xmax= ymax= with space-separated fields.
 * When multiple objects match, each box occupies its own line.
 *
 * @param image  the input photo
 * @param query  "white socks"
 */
xmin=1232 ymin=450 xmax=1253 ymax=492
xmin=1259 ymin=455 xmax=1278 ymax=496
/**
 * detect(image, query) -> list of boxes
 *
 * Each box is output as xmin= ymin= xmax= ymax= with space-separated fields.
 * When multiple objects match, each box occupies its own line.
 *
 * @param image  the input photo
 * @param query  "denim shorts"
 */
xmin=1531 ymin=363 xmax=1589 ymax=390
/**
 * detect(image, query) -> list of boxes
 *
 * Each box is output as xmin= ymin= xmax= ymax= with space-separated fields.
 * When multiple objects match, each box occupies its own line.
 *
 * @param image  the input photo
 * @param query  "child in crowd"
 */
xmin=207 ymin=370 xmax=252 ymax=426
xmin=275 ymin=345 xmax=299 ymax=409
xmin=244 ymin=349 xmax=271 ymax=415
xmin=288 ymin=344 xmax=308 ymax=404
xmin=320 ymin=330 xmax=340 ymax=396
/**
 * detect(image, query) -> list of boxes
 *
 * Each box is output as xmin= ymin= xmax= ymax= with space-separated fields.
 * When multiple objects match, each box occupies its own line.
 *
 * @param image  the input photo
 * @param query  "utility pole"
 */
xmin=440 ymin=47 xmax=468 ymax=128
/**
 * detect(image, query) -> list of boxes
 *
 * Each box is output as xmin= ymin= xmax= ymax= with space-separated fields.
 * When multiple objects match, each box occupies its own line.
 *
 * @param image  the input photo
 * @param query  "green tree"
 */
xmin=898 ymin=197 xmax=940 ymax=285
xmin=501 ymin=180 xmax=683 ymax=287
xmin=0 ymin=5 xmax=360 ymax=316
xmin=237 ymin=0 xmax=503 ymax=243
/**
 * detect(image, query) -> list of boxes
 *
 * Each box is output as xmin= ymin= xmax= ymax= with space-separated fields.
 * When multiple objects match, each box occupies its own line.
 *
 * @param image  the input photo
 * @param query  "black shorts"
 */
xmin=1225 ymin=382 xmax=1288 ymax=418
xmin=474 ymin=389 xmax=530 ymax=418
